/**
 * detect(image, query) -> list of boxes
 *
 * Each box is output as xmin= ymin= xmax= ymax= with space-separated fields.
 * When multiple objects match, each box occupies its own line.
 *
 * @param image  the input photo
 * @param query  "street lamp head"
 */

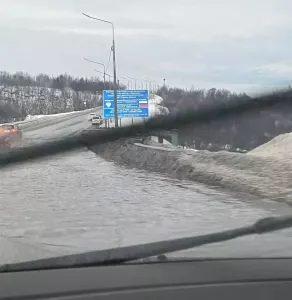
xmin=82 ymin=12 xmax=118 ymax=128
xmin=82 ymin=12 xmax=114 ymax=27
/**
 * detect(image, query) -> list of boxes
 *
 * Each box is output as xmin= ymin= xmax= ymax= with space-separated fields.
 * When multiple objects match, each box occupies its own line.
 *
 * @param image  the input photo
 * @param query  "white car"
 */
xmin=92 ymin=115 xmax=103 ymax=126
xmin=88 ymin=113 xmax=96 ymax=121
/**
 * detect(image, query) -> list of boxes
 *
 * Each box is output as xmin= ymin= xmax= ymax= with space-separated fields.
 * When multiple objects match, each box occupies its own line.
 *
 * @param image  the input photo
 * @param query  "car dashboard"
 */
xmin=1 ymin=257 xmax=292 ymax=299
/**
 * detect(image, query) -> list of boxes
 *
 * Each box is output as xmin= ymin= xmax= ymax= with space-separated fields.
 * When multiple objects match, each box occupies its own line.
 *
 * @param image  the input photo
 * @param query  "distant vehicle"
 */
xmin=88 ymin=113 xmax=96 ymax=121
xmin=91 ymin=115 xmax=103 ymax=126
xmin=0 ymin=124 xmax=22 ymax=148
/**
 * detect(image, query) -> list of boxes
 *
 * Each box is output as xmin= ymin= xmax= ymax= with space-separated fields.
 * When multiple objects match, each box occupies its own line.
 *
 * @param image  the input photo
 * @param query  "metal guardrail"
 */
xmin=12 ymin=107 xmax=100 ymax=131
xmin=133 ymin=142 xmax=180 ymax=152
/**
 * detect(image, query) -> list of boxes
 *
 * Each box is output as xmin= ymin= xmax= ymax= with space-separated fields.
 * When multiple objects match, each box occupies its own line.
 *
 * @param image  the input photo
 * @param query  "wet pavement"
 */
xmin=1 ymin=113 xmax=292 ymax=264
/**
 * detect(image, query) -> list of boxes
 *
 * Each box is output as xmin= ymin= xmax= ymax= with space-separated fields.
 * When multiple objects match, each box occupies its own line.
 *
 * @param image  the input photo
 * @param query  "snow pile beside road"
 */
xmin=90 ymin=137 xmax=292 ymax=204
xmin=148 ymin=94 xmax=169 ymax=116
xmin=248 ymin=132 xmax=292 ymax=159
xmin=25 ymin=115 xmax=47 ymax=121
xmin=149 ymin=94 xmax=163 ymax=105
xmin=24 ymin=108 xmax=95 ymax=121
xmin=15 ymin=107 xmax=98 ymax=131
xmin=88 ymin=92 xmax=292 ymax=203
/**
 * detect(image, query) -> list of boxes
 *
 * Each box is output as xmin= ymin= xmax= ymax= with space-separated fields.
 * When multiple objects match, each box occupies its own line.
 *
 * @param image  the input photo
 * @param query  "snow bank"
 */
xmin=24 ymin=108 xmax=96 ymax=121
xmin=89 ymin=137 xmax=292 ymax=204
xmin=88 ymin=94 xmax=292 ymax=203
xmin=14 ymin=107 xmax=98 ymax=131
xmin=148 ymin=94 xmax=169 ymax=116
xmin=248 ymin=132 xmax=292 ymax=159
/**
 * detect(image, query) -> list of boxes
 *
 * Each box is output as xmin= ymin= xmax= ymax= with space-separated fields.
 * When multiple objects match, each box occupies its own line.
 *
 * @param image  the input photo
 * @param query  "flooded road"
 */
xmin=1 ymin=113 xmax=292 ymax=264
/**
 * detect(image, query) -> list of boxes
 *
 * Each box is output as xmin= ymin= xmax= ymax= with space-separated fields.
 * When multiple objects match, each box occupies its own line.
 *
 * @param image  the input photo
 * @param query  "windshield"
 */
xmin=1 ymin=0 xmax=292 ymax=267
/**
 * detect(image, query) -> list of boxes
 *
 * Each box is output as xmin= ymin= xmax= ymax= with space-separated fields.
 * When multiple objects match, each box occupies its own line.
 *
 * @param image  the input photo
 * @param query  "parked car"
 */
xmin=91 ymin=115 xmax=103 ymax=126
xmin=88 ymin=113 xmax=96 ymax=121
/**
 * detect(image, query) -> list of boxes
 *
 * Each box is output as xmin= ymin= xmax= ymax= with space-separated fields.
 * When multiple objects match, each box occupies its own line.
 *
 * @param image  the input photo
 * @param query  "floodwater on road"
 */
xmin=1 ymin=146 xmax=292 ymax=265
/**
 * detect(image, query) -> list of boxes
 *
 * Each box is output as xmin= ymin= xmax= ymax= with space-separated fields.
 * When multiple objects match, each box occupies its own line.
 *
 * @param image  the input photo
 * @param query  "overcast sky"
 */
xmin=1 ymin=0 xmax=292 ymax=94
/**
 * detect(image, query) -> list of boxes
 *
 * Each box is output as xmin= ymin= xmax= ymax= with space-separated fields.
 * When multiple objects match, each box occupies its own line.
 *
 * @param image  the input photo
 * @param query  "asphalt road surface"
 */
xmin=1 ymin=111 xmax=292 ymax=265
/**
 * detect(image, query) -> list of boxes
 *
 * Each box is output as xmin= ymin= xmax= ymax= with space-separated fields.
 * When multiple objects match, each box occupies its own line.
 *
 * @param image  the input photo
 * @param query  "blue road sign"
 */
xmin=103 ymin=90 xmax=149 ymax=119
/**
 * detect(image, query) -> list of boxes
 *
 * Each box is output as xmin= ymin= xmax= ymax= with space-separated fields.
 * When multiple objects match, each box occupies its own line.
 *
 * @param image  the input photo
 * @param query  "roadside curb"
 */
xmin=15 ymin=108 xmax=100 ymax=132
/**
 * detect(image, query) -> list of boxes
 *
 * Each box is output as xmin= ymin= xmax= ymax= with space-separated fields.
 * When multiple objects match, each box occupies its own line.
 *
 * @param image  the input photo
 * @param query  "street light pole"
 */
xmin=93 ymin=69 xmax=111 ymax=82
xmin=154 ymin=80 xmax=157 ymax=92
xmin=83 ymin=57 xmax=106 ymax=88
xmin=82 ymin=13 xmax=118 ymax=128
xmin=119 ymin=76 xmax=129 ymax=89
xmin=111 ymin=32 xmax=118 ymax=128
xmin=127 ymin=76 xmax=138 ymax=89
xmin=149 ymin=80 xmax=157 ymax=93
xmin=94 ymin=69 xmax=112 ymax=129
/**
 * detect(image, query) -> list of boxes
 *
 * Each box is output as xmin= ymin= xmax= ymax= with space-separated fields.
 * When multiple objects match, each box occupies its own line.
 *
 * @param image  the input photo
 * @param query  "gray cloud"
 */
xmin=1 ymin=0 xmax=292 ymax=94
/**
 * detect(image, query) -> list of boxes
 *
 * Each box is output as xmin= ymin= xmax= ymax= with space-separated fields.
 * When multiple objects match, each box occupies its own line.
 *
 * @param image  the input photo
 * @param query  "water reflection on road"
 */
xmin=1 ymin=147 xmax=292 ymax=264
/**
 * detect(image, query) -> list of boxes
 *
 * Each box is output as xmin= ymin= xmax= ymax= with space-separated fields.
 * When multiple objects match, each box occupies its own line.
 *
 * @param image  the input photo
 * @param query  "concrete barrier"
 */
xmin=14 ymin=107 xmax=100 ymax=131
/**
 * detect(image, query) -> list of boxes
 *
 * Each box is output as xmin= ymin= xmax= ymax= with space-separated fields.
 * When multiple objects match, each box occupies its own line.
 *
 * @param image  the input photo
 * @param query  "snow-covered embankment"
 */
xmin=91 ymin=138 xmax=292 ymax=203
xmin=90 ymin=99 xmax=292 ymax=203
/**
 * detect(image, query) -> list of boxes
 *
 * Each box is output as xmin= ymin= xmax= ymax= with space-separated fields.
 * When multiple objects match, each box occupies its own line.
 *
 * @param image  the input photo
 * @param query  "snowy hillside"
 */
xmin=0 ymin=85 xmax=100 ymax=122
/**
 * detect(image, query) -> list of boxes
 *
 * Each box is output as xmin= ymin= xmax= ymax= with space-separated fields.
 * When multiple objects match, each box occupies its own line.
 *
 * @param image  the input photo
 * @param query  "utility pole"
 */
xmin=82 ymin=13 xmax=118 ymax=128
xmin=112 ymin=39 xmax=118 ymax=127
xmin=83 ymin=57 xmax=106 ymax=88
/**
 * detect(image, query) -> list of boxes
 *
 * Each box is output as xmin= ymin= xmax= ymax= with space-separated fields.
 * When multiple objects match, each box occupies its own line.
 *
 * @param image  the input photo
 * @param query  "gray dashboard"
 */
xmin=1 ymin=258 xmax=292 ymax=299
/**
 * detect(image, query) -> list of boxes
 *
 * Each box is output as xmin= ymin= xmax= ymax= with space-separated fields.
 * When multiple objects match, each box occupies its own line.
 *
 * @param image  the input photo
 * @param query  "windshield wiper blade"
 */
xmin=1 ymin=215 xmax=292 ymax=272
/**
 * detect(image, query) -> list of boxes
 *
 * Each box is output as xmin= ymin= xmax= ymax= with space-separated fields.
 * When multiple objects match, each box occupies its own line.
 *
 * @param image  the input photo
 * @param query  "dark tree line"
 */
xmin=157 ymin=86 xmax=292 ymax=151
xmin=1 ymin=70 xmax=291 ymax=152
xmin=0 ymin=71 xmax=126 ymax=123
xmin=0 ymin=71 xmax=122 ymax=92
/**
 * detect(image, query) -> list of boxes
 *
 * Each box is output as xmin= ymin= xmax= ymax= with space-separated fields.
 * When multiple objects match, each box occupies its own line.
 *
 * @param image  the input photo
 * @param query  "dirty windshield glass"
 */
xmin=1 ymin=0 xmax=292 ymax=266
